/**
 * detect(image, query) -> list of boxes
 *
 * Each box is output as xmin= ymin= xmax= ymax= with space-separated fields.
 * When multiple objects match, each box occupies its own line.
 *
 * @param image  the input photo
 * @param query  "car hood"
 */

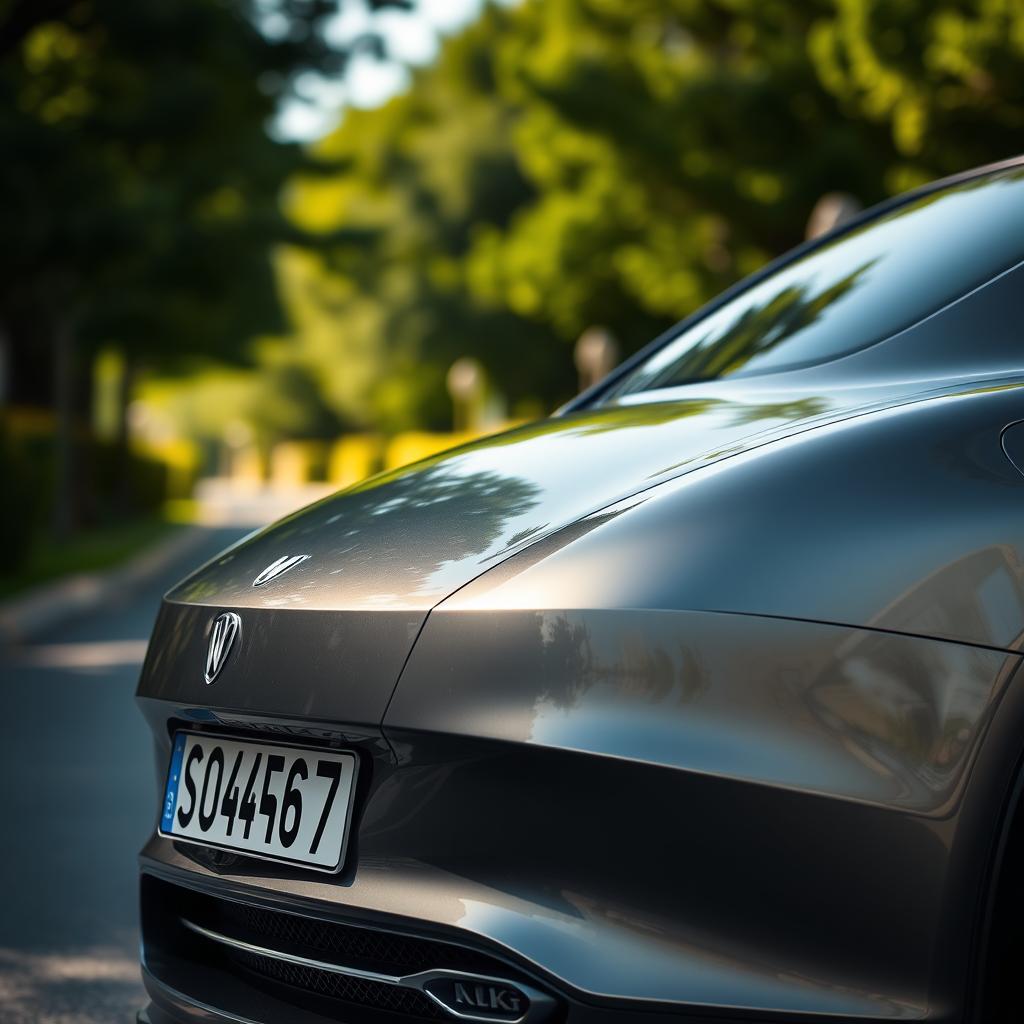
xmin=143 ymin=376 xmax=979 ymax=726
xmin=166 ymin=377 xmax=945 ymax=614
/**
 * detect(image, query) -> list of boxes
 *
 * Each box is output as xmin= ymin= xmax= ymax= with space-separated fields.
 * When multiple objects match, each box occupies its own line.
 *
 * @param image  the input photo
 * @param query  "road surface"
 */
xmin=0 ymin=527 xmax=247 ymax=1024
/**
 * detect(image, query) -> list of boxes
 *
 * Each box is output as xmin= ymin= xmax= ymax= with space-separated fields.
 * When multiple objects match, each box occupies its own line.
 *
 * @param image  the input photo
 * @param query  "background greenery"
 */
xmin=3 ymin=0 xmax=1024 ymax=578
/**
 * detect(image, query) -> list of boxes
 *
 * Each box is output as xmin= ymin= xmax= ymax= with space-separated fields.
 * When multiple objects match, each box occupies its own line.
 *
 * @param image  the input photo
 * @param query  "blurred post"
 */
xmin=52 ymin=314 xmax=76 ymax=540
xmin=114 ymin=353 xmax=138 ymax=515
xmin=574 ymin=326 xmax=619 ymax=394
xmin=222 ymin=420 xmax=259 ymax=485
xmin=0 ymin=324 xmax=8 ymax=408
xmin=447 ymin=357 xmax=486 ymax=432
xmin=328 ymin=435 xmax=384 ymax=489
xmin=805 ymin=192 xmax=862 ymax=240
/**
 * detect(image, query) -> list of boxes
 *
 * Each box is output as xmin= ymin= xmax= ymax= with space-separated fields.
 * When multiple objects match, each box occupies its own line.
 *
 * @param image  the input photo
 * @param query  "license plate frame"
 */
xmin=158 ymin=731 xmax=358 ymax=874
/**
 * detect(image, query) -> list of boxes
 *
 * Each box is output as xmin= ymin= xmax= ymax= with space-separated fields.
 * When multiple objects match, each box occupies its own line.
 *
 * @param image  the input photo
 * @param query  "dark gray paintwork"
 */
xmin=137 ymin=160 xmax=1024 ymax=1024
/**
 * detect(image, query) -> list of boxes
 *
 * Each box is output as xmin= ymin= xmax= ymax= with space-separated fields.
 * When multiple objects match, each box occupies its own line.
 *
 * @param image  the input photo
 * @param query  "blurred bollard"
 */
xmin=805 ymin=192 xmax=862 ymax=240
xmin=328 ymin=435 xmax=384 ymax=489
xmin=447 ymin=357 xmax=486 ymax=431
xmin=230 ymin=447 xmax=264 ymax=490
xmin=270 ymin=441 xmax=324 ymax=490
xmin=575 ymin=326 xmax=619 ymax=393
xmin=384 ymin=431 xmax=480 ymax=471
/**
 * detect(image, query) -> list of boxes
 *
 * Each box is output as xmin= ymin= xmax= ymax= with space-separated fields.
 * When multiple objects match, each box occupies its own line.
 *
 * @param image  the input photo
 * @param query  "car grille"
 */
xmin=230 ymin=948 xmax=446 ymax=1018
xmin=213 ymin=898 xmax=506 ymax=976
xmin=143 ymin=876 xmax=551 ymax=1024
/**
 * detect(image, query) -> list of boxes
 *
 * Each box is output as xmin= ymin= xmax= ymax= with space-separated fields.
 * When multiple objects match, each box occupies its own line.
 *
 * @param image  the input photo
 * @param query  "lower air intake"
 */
xmin=142 ymin=876 xmax=558 ymax=1024
xmin=230 ymin=948 xmax=446 ymax=1018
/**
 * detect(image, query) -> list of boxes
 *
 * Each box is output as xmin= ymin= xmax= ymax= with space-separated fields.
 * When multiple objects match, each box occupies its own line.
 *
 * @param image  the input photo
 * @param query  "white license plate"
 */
xmin=159 ymin=733 xmax=357 ymax=872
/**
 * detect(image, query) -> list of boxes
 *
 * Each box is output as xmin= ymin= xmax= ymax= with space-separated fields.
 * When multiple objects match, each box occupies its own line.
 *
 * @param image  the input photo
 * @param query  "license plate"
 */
xmin=159 ymin=732 xmax=357 ymax=872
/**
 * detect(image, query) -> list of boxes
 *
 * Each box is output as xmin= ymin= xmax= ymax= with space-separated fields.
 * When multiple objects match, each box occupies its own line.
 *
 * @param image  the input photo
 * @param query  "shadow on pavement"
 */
xmin=0 ymin=526 xmax=248 ymax=1023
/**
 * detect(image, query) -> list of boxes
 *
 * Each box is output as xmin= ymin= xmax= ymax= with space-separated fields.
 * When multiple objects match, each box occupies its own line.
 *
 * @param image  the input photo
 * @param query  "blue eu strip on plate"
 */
xmin=161 ymin=733 xmax=187 ymax=833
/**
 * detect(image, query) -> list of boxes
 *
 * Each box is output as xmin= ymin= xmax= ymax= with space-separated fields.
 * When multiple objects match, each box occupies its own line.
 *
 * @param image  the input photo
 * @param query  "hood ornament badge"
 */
xmin=252 ymin=554 xmax=310 ymax=588
xmin=205 ymin=612 xmax=241 ymax=685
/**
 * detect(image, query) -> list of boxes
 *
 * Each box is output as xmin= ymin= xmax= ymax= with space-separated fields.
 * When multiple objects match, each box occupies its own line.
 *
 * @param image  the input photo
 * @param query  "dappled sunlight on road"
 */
xmin=0 ymin=527 xmax=250 ymax=1024
xmin=0 ymin=943 xmax=144 ymax=1024
xmin=12 ymin=640 xmax=150 ymax=670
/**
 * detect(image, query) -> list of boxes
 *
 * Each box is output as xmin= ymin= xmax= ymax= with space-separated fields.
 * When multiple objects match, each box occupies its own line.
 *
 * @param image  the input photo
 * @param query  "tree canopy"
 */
xmin=0 ymin=0 xmax=415 ymax=531
xmin=5 ymin=0 xmax=1024 ymax=511
xmin=275 ymin=0 xmax=1024 ymax=432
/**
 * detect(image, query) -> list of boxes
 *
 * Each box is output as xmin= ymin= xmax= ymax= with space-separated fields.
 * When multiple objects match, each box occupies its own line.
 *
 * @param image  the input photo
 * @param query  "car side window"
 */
xmin=609 ymin=168 xmax=1024 ymax=398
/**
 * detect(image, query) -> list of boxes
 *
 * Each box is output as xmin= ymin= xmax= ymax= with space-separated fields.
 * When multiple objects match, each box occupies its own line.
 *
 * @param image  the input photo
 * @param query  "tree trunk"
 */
xmin=114 ymin=350 xmax=137 ymax=517
xmin=51 ymin=314 xmax=76 ymax=540
xmin=76 ymin=347 xmax=98 ymax=526
xmin=0 ymin=320 xmax=9 ymax=409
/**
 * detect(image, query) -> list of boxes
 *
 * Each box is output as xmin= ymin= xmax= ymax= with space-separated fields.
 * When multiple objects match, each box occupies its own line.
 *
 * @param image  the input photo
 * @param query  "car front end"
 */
xmin=138 ymin=160 xmax=1024 ymax=1024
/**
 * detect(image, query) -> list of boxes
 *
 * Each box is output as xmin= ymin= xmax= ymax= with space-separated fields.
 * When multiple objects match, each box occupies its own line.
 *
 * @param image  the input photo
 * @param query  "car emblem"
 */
xmin=422 ymin=976 xmax=531 ymax=1022
xmin=205 ymin=612 xmax=241 ymax=684
xmin=252 ymin=554 xmax=310 ymax=588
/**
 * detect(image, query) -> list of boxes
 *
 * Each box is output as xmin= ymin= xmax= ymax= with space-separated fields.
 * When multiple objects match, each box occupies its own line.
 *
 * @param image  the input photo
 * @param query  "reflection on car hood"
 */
xmin=166 ymin=379 xmax=963 ymax=612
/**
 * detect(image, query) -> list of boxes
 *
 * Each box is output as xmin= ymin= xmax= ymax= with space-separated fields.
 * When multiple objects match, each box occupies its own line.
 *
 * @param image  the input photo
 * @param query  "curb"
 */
xmin=0 ymin=525 xmax=207 ymax=647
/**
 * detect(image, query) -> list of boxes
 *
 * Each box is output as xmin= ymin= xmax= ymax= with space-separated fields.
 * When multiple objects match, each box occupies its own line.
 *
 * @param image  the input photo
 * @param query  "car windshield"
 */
xmin=606 ymin=168 xmax=1024 ymax=399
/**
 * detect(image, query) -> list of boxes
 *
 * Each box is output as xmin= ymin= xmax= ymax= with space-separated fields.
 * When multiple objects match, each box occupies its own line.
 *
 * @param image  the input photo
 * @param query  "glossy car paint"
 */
xmin=137 ymin=160 xmax=1024 ymax=1024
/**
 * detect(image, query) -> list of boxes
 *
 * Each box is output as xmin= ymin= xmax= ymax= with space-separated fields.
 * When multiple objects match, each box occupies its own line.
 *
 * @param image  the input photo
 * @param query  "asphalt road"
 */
xmin=0 ymin=527 xmax=247 ymax=1024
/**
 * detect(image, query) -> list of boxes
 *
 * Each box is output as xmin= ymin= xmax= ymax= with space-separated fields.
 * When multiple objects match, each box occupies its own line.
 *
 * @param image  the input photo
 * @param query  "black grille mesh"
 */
xmin=168 ymin=886 xmax=543 ymax=1022
xmin=214 ymin=899 xmax=504 ymax=977
xmin=230 ymin=949 xmax=446 ymax=1019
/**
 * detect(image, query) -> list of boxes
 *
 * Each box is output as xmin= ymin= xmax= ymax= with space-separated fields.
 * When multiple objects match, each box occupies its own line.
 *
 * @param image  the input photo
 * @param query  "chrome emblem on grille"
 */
xmin=422 ymin=976 xmax=530 ymax=1022
xmin=205 ymin=612 xmax=241 ymax=684
xmin=252 ymin=554 xmax=310 ymax=588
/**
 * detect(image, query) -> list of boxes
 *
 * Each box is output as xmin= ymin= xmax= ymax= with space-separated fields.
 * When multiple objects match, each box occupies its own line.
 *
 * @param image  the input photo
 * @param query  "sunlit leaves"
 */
xmin=244 ymin=0 xmax=1024 ymax=438
xmin=19 ymin=20 xmax=98 ymax=123
xmin=810 ymin=0 xmax=1024 ymax=165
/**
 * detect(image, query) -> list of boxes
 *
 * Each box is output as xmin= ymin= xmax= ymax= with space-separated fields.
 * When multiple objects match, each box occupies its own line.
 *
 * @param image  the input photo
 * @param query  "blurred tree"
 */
xmin=276 ymin=0 xmax=898 ymax=425
xmin=465 ymin=0 xmax=889 ymax=350
xmin=808 ymin=0 xmax=1024 ymax=190
xmin=338 ymin=0 xmax=1020 ymax=426
xmin=278 ymin=4 xmax=569 ymax=431
xmin=0 ymin=0 xmax=413 ymax=535
xmin=8 ymin=0 xmax=1023 ymax=532
xmin=466 ymin=0 xmax=1024 ymax=365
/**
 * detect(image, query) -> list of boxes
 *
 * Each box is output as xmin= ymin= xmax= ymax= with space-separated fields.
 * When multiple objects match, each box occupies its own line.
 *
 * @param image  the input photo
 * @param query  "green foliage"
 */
xmin=278 ymin=4 xmax=571 ymax=430
xmin=0 ymin=0 xmax=411 ymax=540
xmin=809 ymin=0 xmax=1024 ymax=187
xmin=0 ymin=0 xmax=370 ymax=364
xmin=458 ymin=0 xmax=885 ymax=360
xmin=0 ymin=413 xmax=168 ymax=575
xmin=277 ymin=0 xmax=1024 ymax=431
xmin=0 ymin=517 xmax=176 ymax=600
xmin=8 ymin=0 xmax=1024 ymax=458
